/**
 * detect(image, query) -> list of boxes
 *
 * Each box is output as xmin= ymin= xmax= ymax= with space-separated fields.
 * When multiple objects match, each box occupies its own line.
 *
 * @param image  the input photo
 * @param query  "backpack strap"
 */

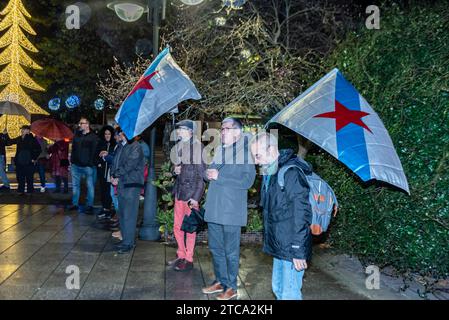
xmin=277 ymin=164 xmax=307 ymax=191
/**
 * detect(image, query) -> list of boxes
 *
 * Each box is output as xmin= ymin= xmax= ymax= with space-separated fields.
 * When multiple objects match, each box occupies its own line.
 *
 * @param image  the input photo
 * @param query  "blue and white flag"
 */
xmin=115 ymin=47 xmax=201 ymax=139
xmin=267 ymin=68 xmax=410 ymax=194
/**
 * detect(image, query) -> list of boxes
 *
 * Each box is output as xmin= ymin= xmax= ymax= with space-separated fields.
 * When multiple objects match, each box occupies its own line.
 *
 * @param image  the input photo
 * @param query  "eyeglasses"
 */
xmin=221 ymin=127 xmax=237 ymax=132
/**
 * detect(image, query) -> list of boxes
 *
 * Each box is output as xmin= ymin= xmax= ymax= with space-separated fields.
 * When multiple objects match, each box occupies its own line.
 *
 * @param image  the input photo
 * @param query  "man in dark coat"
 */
xmin=110 ymin=129 xmax=145 ymax=254
xmin=168 ymin=120 xmax=206 ymax=272
xmin=7 ymin=125 xmax=41 ymax=195
xmin=68 ymin=117 xmax=99 ymax=214
xmin=250 ymin=132 xmax=312 ymax=300
xmin=202 ymin=118 xmax=256 ymax=300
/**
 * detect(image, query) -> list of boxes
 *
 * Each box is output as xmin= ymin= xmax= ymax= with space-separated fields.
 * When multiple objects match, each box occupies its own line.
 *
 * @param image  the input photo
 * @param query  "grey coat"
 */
xmin=204 ymin=134 xmax=256 ymax=226
xmin=110 ymin=141 xmax=145 ymax=188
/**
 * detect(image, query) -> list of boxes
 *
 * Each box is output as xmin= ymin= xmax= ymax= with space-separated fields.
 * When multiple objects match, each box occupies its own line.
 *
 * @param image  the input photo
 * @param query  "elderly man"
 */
xmin=250 ymin=132 xmax=312 ymax=300
xmin=169 ymin=120 xmax=206 ymax=272
xmin=202 ymin=117 xmax=256 ymax=300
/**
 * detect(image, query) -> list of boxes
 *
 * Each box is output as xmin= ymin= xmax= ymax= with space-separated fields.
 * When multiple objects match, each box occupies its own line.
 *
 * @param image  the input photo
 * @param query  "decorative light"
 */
xmin=65 ymin=95 xmax=81 ymax=109
xmin=222 ymin=0 xmax=247 ymax=10
xmin=180 ymin=0 xmax=205 ymax=5
xmin=0 ymin=0 xmax=48 ymax=136
xmin=94 ymin=98 xmax=105 ymax=111
xmin=48 ymin=98 xmax=61 ymax=111
xmin=215 ymin=17 xmax=227 ymax=26
xmin=107 ymin=1 xmax=148 ymax=22
xmin=240 ymin=49 xmax=251 ymax=59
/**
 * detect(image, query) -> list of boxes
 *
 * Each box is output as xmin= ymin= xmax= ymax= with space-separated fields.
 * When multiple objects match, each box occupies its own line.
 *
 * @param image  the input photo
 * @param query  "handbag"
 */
xmin=181 ymin=206 xmax=206 ymax=234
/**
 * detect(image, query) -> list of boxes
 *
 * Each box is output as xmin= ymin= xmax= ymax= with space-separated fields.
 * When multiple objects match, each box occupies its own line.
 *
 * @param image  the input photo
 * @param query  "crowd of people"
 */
xmin=0 ymin=116 xmax=313 ymax=300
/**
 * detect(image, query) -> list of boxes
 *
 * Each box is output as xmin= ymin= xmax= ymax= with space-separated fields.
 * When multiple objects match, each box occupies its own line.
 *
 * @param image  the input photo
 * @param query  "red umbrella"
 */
xmin=31 ymin=118 xmax=74 ymax=141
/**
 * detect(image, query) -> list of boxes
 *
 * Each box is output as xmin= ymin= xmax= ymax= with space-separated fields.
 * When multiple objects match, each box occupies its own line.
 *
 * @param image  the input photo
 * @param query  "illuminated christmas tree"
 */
xmin=0 ymin=0 xmax=48 ymax=137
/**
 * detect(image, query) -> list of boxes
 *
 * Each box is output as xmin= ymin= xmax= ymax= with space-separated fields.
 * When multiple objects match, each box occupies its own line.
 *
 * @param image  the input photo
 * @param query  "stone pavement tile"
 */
xmin=32 ymin=286 xmax=79 ymax=300
xmin=0 ymin=283 xmax=36 ymax=300
xmin=121 ymin=285 xmax=164 ymax=300
xmin=77 ymin=283 xmax=124 ymax=300
xmin=238 ymin=265 xmax=274 ymax=300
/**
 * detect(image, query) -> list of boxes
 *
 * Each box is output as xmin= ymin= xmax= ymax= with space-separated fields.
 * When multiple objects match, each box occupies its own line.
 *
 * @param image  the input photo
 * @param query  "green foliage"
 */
xmin=246 ymin=208 xmax=264 ymax=232
xmin=312 ymin=2 xmax=449 ymax=278
xmin=154 ymin=162 xmax=175 ymax=238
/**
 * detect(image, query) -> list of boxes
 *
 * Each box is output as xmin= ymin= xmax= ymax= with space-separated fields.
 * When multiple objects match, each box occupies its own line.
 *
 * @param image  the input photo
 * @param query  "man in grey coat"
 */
xmin=202 ymin=118 xmax=256 ymax=300
xmin=110 ymin=129 xmax=145 ymax=254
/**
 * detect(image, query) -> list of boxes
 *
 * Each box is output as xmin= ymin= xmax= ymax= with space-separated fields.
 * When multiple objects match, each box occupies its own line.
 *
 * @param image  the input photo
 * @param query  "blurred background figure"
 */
xmin=48 ymin=139 xmax=70 ymax=194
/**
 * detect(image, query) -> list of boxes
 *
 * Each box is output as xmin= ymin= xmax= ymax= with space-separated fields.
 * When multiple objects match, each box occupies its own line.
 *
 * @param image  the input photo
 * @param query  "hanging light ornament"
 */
xmin=240 ymin=49 xmax=251 ymax=60
xmin=94 ymin=98 xmax=105 ymax=111
xmin=215 ymin=17 xmax=227 ymax=26
xmin=65 ymin=95 xmax=80 ymax=109
xmin=48 ymin=98 xmax=61 ymax=111
xmin=222 ymin=0 xmax=247 ymax=10
xmin=180 ymin=0 xmax=205 ymax=5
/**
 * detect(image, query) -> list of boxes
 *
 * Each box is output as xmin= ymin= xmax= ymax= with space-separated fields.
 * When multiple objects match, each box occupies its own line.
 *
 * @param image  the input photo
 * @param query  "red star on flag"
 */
xmin=128 ymin=71 xmax=159 ymax=97
xmin=314 ymin=100 xmax=373 ymax=134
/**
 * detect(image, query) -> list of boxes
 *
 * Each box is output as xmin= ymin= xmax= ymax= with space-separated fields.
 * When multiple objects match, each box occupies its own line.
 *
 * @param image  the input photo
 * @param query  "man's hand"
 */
xmin=293 ymin=259 xmax=308 ymax=271
xmin=111 ymin=178 xmax=119 ymax=186
xmin=174 ymin=165 xmax=181 ymax=175
xmin=188 ymin=199 xmax=199 ymax=208
xmin=99 ymin=151 xmax=108 ymax=158
xmin=206 ymin=169 xmax=219 ymax=180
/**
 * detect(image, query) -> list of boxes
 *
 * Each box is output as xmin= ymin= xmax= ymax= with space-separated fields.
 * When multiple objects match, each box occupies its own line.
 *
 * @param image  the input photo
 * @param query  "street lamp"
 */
xmin=107 ymin=1 xmax=148 ymax=22
xmin=108 ymin=0 xmax=164 ymax=241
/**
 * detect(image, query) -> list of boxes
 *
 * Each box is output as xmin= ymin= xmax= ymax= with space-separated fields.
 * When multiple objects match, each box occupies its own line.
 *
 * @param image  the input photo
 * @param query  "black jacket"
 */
xmin=8 ymin=134 xmax=41 ymax=166
xmin=70 ymin=130 xmax=99 ymax=167
xmin=260 ymin=149 xmax=313 ymax=261
xmin=96 ymin=139 xmax=116 ymax=180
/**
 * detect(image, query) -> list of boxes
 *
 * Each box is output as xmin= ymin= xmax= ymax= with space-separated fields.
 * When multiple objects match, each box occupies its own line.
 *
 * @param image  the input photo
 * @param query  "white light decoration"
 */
xmin=107 ymin=1 xmax=147 ymax=22
xmin=215 ymin=17 xmax=226 ymax=26
xmin=240 ymin=49 xmax=251 ymax=59
xmin=180 ymin=0 xmax=205 ymax=5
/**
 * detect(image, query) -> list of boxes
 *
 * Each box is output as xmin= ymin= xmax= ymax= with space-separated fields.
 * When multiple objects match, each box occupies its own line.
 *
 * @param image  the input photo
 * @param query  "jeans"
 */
xmin=35 ymin=162 xmax=46 ymax=187
xmin=71 ymin=164 xmax=95 ymax=207
xmin=0 ymin=155 xmax=10 ymax=187
xmin=207 ymin=223 xmax=241 ymax=291
xmin=272 ymin=258 xmax=305 ymax=300
xmin=110 ymin=184 xmax=119 ymax=212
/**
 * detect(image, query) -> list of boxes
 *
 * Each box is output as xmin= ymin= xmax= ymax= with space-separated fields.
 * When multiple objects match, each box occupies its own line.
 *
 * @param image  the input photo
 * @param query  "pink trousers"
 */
xmin=173 ymin=199 xmax=197 ymax=262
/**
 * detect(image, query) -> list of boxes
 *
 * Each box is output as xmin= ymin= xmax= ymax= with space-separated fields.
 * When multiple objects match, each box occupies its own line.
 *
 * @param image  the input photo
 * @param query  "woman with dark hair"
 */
xmin=48 ymin=139 xmax=70 ymax=193
xmin=96 ymin=125 xmax=116 ymax=219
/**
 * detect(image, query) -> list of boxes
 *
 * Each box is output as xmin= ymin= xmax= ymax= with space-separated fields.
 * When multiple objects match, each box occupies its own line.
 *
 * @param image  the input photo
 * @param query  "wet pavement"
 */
xmin=0 ymin=204 xmax=366 ymax=300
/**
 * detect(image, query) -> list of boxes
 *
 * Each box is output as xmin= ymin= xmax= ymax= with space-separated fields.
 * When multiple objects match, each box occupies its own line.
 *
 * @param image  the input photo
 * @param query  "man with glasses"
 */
xmin=201 ymin=117 xmax=256 ymax=300
xmin=67 ymin=117 xmax=99 ymax=214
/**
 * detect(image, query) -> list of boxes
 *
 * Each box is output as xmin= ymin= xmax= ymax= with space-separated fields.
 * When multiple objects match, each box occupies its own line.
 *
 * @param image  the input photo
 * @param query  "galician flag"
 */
xmin=267 ymin=68 xmax=409 ymax=194
xmin=115 ymin=47 xmax=201 ymax=139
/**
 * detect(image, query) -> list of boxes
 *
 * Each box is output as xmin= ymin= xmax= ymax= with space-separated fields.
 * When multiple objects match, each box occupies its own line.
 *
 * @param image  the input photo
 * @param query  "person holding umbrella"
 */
xmin=6 ymin=125 xmax=41 ymax=195
xmin=47 ymin=139 xmax=70 ymax=194
xmin=0 ymin=129 xmax=11 ymax=191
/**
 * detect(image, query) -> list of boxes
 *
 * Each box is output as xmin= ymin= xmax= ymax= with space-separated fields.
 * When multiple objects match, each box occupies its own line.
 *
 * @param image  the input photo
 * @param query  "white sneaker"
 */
xmin=40 ymin=187 xmax=46 ymax=193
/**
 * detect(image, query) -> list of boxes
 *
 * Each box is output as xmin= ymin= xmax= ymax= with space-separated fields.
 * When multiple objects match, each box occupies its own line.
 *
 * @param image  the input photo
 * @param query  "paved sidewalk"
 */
xmin=0 ymin=204 xmax=367 ymax=300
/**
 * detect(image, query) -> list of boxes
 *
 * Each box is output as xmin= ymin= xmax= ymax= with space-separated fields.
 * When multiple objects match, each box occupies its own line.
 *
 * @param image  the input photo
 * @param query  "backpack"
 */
xmin=277 ymin=164 xmax=338 ymax=235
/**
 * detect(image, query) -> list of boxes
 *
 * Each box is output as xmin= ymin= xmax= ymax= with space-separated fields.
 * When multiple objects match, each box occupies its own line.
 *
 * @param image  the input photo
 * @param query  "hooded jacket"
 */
xmin=260 ymin=149 xmax=313 ymax=261
xmin=70 ymin=130 xmax=99 ymax=167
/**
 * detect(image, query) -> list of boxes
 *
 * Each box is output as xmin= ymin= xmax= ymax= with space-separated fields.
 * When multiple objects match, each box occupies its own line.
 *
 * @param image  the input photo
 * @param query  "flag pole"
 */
xmin=139 ymin=0 xmax=162 ymax=241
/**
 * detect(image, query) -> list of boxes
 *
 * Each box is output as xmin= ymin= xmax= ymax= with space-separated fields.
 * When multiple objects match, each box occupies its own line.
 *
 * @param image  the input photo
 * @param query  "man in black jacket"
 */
xmin=68 ymin=117 xmax=99 ymax=214
xmin=250 ymin=132 xmax=312 ymax=300
xmin=0 ymin=129 xmax=11 ymax=191
xmin=7 ymin=125 xmax=41 ymax=195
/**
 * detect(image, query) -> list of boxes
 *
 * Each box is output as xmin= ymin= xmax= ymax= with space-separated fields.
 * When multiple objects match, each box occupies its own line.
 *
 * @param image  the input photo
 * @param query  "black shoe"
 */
xmin=0 ymin=186 xmax=10 ymax=192
xmin=66 ymin=205 xmax=79 ymax=211
xmin=97 ymin=210 xmax=111 ymax=220
xmin=84 ymin=206 xmax=95 ymax=215
xmin=116 ymin=244 xmax=135 ymax=254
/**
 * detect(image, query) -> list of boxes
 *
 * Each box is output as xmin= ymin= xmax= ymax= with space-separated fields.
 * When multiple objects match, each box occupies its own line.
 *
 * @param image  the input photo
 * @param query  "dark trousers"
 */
xmin=16 ymin=164 xmax=35 ymax=193
xmin=207 ymin=222 xmax=241 ymax=291
xmin=117 ymin=186 xmax=140 ymax=247
xmin=54 ymin=176 xmax=68 ymax=192
xmin=99 ymin=178 xmax=112 ymax=210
